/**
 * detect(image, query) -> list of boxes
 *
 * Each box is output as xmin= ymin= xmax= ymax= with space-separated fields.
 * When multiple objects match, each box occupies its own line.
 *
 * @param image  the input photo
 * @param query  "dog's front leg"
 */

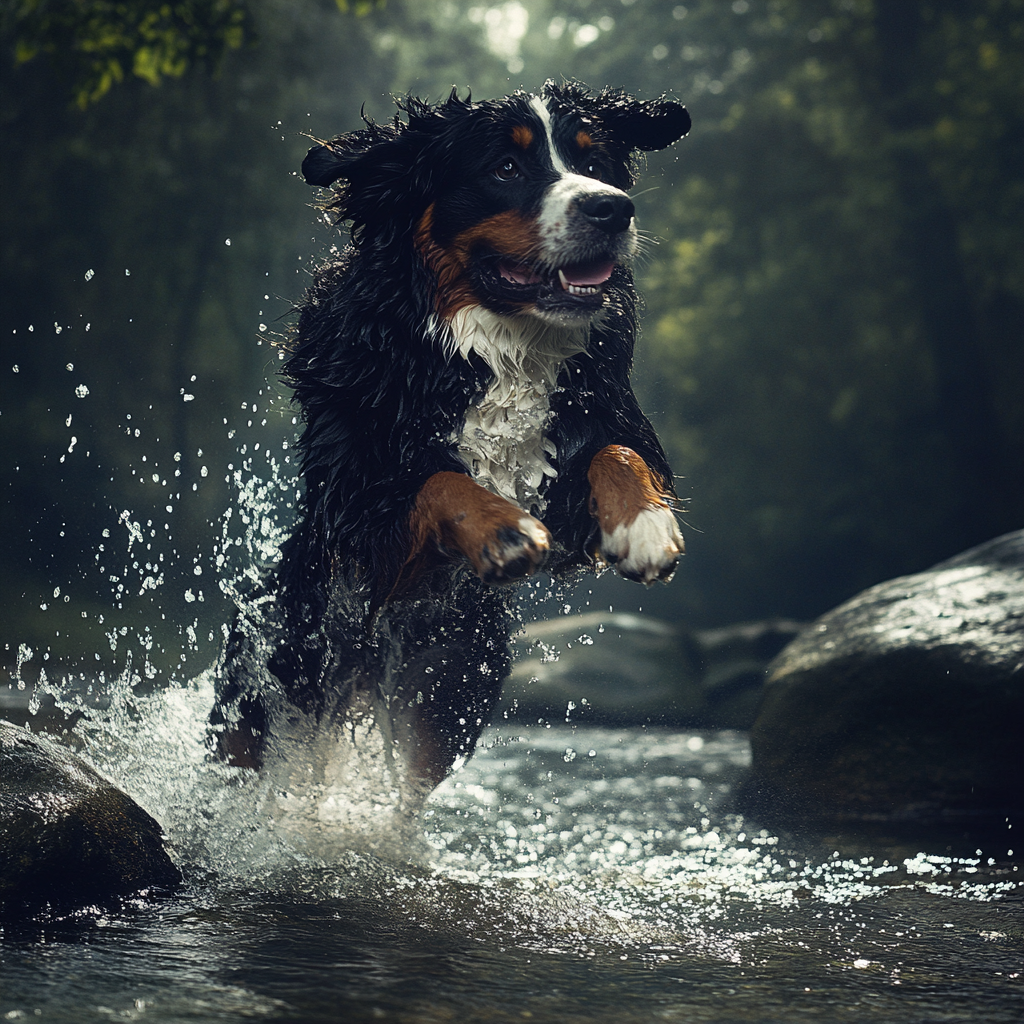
xmin=587 ymin=445 xmax=684 ymax=585
xmin=408 ymin=472 xmax=550 ymax=583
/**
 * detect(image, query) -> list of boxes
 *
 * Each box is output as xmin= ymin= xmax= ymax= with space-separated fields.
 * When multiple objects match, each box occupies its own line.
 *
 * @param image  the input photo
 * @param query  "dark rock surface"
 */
xmin=0 ymin=720 xmax=181 ymax=918
xmin=743 ymin=530 xmax=1024 ymax=822
xmin=502 ymin=613 xmax=803 ymax=729
xmin=503 ymin=612 xmax=707 ymax=725
xmin=693 ymin=619 xmax=805 ymax=729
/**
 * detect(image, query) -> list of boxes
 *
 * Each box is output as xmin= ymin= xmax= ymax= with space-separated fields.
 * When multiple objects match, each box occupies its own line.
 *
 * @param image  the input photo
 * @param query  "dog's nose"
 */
xmin=578 ymin=193 xmax=635 ymax=234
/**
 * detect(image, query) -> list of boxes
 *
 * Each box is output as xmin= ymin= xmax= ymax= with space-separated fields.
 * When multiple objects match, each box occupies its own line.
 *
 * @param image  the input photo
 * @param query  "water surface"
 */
xmin=2 ymin=710 xmax=1020 ymax=1023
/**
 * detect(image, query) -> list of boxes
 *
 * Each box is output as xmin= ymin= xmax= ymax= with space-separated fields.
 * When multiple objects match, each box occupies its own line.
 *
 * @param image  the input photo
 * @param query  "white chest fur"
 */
xmin=445 ymin=307 xmax=588 ymax=514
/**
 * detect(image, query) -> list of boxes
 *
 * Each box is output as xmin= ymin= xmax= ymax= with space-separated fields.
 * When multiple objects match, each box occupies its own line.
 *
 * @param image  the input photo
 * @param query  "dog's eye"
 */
xmin=494 ymin=159 xmax=520 ymax=181
xmin=581 ymin=162 xmax=603 ymax=180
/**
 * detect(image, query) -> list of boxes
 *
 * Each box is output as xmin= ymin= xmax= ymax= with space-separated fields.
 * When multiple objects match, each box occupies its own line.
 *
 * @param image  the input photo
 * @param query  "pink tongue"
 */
xmin=500 ymin=261 xmax=543 ymax=285
xmin=561 ymin=261 xmax=615 ymax=287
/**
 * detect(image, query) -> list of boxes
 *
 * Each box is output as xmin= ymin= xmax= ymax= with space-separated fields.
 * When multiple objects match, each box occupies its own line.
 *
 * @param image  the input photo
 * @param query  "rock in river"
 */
xmin=743 ymin=530 xmax=1024 ymax=822
xmin=0 ymin=721 xmax=181 ymax=917
xmin=502 ymin=612 xmax=707 ymax=725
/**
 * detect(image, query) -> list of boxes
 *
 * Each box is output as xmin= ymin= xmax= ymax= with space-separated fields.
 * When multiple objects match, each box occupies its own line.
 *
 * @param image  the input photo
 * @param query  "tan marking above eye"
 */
xmin=576 ymin=130 xmax=593 ymax=149
xmin=512 ymin=124 xmax=534 ymax=148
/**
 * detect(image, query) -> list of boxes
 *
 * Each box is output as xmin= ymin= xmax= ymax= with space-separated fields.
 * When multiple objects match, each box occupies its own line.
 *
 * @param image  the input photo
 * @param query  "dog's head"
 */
xmin=303 ymin=81 xmax=689 ymax=325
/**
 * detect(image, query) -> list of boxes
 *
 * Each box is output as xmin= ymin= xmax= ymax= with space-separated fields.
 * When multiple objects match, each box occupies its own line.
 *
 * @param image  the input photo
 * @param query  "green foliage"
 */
xmin=333 ymin=0 xmax=386 ymax=15
xmin=6 ymin=0 xmax=254 ymax=106
xmin=1 ymin=0 xmax=1022 ymax=672
xmin=512 ymin=0 xmax=1024 ymax=621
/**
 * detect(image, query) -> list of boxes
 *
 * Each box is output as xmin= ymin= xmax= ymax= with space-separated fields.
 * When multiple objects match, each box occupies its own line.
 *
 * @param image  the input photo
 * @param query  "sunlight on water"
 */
xmin=11 ymin=363 xmax=1021 ymax=941
xmin=4 ymin=349 xmax=1022 ymax=1023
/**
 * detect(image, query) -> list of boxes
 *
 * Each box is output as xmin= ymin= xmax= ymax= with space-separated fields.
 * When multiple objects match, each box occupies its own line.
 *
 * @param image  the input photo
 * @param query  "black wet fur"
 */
xmin=210 ymin=80 xmax=689 ymax=787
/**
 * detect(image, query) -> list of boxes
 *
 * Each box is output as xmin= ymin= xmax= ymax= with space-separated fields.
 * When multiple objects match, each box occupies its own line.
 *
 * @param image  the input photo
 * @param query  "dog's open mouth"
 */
xmin=474 ymin=252 xmax=617 ymax=314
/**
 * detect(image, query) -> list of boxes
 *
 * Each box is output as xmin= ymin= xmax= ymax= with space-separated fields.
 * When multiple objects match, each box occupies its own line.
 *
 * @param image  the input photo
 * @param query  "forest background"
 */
xmin=1 ymin=0 xmax=1022 ymax=682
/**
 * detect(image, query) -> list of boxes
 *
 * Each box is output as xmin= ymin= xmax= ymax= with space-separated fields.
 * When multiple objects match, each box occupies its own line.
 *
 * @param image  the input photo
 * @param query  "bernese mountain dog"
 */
xmin=210 ymin=80 xmax=691 ymax=806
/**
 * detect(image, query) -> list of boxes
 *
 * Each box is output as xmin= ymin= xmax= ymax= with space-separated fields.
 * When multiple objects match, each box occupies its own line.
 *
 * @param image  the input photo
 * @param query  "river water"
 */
xmin=1 ymin=687 xmax=1021 ymax=1023
xmin=2 ymin=352 xmax=1021 ymax=1022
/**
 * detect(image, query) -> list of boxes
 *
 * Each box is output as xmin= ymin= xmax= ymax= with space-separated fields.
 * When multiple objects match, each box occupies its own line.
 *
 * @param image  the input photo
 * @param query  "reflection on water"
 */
xmin=2 ymin=688 xmax=1021 ymax=1023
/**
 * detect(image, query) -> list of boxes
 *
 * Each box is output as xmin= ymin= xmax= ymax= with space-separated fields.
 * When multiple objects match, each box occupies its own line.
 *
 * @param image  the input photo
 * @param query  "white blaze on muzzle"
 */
xmin=529 ymin=96 xmax=638 ymax=272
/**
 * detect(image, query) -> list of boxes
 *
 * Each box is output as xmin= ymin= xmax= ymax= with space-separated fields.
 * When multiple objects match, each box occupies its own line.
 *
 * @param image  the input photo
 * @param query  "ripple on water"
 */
xmin=67 ymin=685 xmax=1022 ymax=954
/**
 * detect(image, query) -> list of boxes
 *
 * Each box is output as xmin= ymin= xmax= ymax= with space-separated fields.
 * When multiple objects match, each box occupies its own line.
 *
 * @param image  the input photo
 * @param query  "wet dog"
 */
xmin=210 ymin=81 xmax=690 ymax=804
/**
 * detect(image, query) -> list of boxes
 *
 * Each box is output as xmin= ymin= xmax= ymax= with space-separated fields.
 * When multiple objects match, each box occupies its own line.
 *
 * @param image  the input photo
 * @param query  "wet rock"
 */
xmin=502 ymin=612 xmax=707 ymax=725
xmin=693 ymin=619 xmax=805 ymax=729
xmin=743 ymin=530 xmax=1024 ymax=822
xmin=0 ymin=721 xmax=181 ymax=918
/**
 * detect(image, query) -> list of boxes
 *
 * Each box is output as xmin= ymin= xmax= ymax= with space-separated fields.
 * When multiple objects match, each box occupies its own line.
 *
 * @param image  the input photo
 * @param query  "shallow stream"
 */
xmin=2 ymin=700 xmax=1021 ymax=1023
xmin=2 ymin=329 xmax=1021 ymax=1022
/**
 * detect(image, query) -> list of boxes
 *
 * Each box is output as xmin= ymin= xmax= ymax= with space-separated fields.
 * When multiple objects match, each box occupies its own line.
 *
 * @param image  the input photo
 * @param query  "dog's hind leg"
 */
xmin=209 ymin=688 xmax=269 ymax=770
xmin=375 ymin=583 xmax=515 ymax=802
xmin=391 ymin=651 xmax=510 ymax=797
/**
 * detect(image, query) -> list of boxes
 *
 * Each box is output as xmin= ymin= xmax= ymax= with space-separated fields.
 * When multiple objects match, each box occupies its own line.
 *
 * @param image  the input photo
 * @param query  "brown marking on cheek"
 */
xmin=576 ymin=130 xmax=593 ymax=149
xmin=451 ymin=210 xmax=540 ymax=267
xmin=512 ymin=124 xmax=534 ymax=149
xmin=416 ymin=207 xmax=542 ymax=320
xmin=402 ymin=472 xmax=550 ymax=586
xmin=587 ymin=445 xmax=674 ymax=534
xmin=415 ymin=202 xmax=477 ymax=319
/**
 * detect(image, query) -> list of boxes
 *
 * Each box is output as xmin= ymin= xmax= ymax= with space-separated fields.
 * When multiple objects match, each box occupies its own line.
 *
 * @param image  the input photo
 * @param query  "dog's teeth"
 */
xmin=558 ymin=269 xmax=600 ymax=297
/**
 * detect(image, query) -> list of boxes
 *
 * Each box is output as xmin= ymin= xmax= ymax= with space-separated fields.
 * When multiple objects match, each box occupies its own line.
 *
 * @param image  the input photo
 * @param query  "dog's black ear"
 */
xmin=301 ymin=117 xmax=403 ymax=188
xmin=301 ymin=97 xmax=466 ymax=233
xmin=302 ymin=143 xmax=349 ymax=187
xmin=300 ymin=117 xmax=427 ymax=234
xmin=603 ymin=97 xmax=691 ymax=152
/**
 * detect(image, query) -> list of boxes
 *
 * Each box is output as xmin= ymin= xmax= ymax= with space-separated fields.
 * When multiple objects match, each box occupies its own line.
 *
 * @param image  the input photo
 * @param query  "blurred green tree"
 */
xmin=5 ymin=0 xmax=255 ymax=107
xmin=532 ymin=0 xmax=1024 ymax=622
xmin=1 ymin=0 xmax=1022 ymax=681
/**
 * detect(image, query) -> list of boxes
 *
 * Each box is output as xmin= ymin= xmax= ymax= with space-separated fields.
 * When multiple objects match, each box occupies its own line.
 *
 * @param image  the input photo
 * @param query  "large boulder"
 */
xmin=0 ymin=721 xmax=181 ymax=918
xmin=743 ymin=530 xmax=1024 ymax=822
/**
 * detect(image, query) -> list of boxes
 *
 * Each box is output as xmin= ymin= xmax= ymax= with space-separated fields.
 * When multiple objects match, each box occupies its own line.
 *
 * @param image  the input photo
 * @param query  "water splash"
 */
xmin=4 ymin=335 xmax=1020 ymax=977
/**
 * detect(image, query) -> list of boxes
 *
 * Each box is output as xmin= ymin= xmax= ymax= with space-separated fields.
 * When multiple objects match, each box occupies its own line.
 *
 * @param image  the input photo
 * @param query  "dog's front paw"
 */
xmin=409 ymin=472 xmax=551 ymax=585
xmin=475 ymin=513 xmax=550 ymax=583
xmin=596 ymin=504 xmax=683 ymax=584
xmin=588 ymin=445 xmax=684 ymax=585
